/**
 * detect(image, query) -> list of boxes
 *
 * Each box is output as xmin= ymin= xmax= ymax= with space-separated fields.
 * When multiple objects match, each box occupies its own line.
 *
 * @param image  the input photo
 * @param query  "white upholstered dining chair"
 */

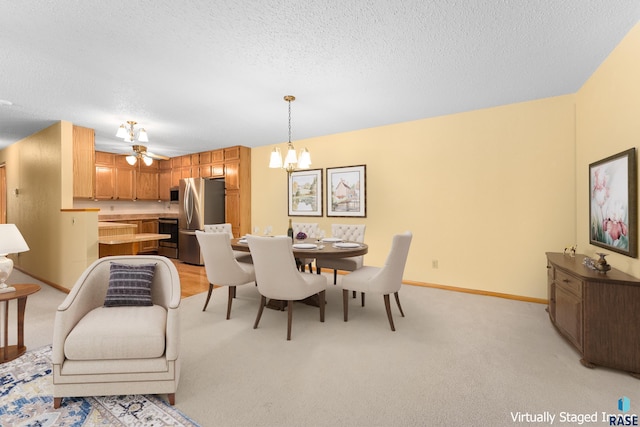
xmin=247 ymin=235 xmax=327 ymax=340
xmin=316 ymin=223 xmax=366 ymax=284
xmin=292 ymin=222 xmax=320 ymax=272
xmin=196 ymin=230 xmax=256 ymax=317
xmin=204 ymin=223 xmax=252 ymax=263
xmin=341 ymin=231 xmax=412 ymax=331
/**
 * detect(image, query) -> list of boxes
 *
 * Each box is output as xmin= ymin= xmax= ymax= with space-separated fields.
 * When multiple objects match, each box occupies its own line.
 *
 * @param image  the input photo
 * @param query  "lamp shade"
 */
xmin=0 ymin=224 xmax=29 ymax=255
xmin=269 ymin=148 xmax=283 ymax=168
xmin=125 ymin=155 xmax=137 ymax=166
xmin=138 ymin=129 xmax=149 ymax=142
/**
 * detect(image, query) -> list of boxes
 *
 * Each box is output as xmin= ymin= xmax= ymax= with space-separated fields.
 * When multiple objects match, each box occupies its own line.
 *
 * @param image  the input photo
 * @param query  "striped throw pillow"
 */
xmin=104 ymin=262 xmax=157 ymax=307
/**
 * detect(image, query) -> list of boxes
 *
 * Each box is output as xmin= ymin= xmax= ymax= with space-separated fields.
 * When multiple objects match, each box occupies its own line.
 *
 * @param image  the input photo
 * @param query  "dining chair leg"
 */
xmin=384 ymin=294 xmax=396 ymax=331
xmin=394 ymin=292 xmax=405 ymax=317
xmin=287 ymin=300 xmax=294 ymax=340
xmin=254 ymin=295 xmax=266 ymax=329
xmin=202 ymin=283 xmax=214 ymax=311
xmin=333 ymin=270 xmax=338 ymax=285
xmin=226 ymin=286 xmax=235 ymax=320
xmin=319 ymin=290 xmax=326 ymax=322
xmin=361 ymin=292 xmax=365 ymax=307
xmin=342 ymin=289 xmax=349 ymax=322
xmin=352 ymin=290 xmax=356 ymax=299
xmin=317 ymin=267 xmax=322 ymax=275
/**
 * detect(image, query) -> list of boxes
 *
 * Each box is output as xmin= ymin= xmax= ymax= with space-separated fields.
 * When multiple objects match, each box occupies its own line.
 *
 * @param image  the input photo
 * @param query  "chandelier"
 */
xmin=116 ymin=120 xmax=148 ymax=144
xmin=269 ymin=95 xmax=311 ymax=174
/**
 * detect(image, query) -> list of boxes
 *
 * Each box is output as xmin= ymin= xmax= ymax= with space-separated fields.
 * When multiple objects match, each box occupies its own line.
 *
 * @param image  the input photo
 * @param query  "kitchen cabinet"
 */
xmin=114 ymin=156 xmax=135 ymax=200
xmin=546 ymin=252 xmax=640 ymax=378
xmin=158 ymin=162 xmax=172 ymax=201
xmin=136 ymin=161 xmax=159 ymax=200
xmin=95 ymin=152 xmax=116 ymax=200
xmin=224 ymin=146 xmax=250 ymax=237
xmin=73 ymin=125 xmax=95 ymax=199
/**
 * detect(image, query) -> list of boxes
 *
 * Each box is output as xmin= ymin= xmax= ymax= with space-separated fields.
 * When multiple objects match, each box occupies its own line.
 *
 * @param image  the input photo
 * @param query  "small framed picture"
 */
xmin=326 ymin=165 xmax=366 ymax=217
xmin=589 ymin=148 xmax=637 ymax=257
xmin=288 ymin=169 xmax=323 ymax=217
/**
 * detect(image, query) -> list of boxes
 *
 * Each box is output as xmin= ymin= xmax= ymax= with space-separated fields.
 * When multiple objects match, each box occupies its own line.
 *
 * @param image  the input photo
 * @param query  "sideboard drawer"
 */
xmin=555 ymin=269 xmax=583 ymax=297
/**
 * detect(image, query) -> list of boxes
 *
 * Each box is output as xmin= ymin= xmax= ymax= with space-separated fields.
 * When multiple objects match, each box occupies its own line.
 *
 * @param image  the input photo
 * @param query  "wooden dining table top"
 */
xmin=230 ymin=237 xmax=368 ymax=259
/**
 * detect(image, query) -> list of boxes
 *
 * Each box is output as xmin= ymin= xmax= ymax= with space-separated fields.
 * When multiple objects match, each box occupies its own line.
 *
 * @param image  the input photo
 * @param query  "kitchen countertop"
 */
xmin=99 ymin=233 xmax=171 ymax=245
xmin=99 ymin=213 xmax=178 ymax=221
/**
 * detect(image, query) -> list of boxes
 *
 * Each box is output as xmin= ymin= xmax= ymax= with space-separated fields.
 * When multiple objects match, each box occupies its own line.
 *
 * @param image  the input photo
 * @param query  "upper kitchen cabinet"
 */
xmin=95 ymin=151 xmax=116 ymax=200
xmin=135 ymin=160 xmax=159 ymax=200
xmin=73 ymin=125 xmax=95 ymax=199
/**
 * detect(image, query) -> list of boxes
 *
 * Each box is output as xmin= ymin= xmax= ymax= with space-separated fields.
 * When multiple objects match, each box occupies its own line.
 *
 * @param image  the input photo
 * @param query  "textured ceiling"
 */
xmin=1 ymin=1 xmax=639 ymax=158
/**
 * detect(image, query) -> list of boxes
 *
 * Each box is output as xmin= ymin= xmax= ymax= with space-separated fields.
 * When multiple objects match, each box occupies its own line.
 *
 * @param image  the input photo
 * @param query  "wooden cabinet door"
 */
xmin=136 ymin=170 xmax=159 ymax=200
xmin=73 ymin=125 xmax=95 ymax=198
xmin=555 ymin=285 xmax=583 ymax=351
xmin=226 ymin=190 xmax=241 ymax=238
xmin=159 ymin=170 xmax=171 ymax=200
xmin=115 ymin=168 xmax=135 ymax=200
xmin=95 ymin=166 xmax=115 ymax=199
xmin=225 ymin=160 xmax=240 ymax=190
xmin=139 ymin=219 xmax=159 ymax=252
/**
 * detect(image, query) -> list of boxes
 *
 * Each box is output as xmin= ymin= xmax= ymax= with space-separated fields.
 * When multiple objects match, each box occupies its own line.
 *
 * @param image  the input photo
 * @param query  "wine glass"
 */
xmin=264 ymin=225 xmax=272 ymax=236
xmin=253 ymin=226 xmax=260 ymax=235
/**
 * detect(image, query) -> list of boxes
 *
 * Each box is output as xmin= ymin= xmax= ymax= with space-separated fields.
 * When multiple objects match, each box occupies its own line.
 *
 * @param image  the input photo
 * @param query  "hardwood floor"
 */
xmin=170 ymin=259 xmax=211 ymax=298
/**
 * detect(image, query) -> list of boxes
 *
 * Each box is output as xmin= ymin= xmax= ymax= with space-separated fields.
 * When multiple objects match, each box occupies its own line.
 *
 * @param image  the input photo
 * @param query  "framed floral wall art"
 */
xmin=326 ymin=165 xmax=366 ymax=217
xmin=288 ymin=169 xmax=323 ymax=217
xmin=589 ymin=148 xmax=637 ymax=257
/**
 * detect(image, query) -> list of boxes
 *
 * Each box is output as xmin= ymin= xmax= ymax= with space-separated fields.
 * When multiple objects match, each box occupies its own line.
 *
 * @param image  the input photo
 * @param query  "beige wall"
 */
xmin=576 ymin=23 xmax=640 ymax=276
xmin=0 ymin=121 xmax=98 ymax=290
xmin=252 ymin=95 xmax=577 ymax=300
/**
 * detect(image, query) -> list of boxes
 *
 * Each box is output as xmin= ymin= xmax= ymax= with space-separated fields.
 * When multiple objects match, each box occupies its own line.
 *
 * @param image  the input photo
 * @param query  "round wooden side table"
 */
xmin=0 ymin=283 xmax=41 ymax=363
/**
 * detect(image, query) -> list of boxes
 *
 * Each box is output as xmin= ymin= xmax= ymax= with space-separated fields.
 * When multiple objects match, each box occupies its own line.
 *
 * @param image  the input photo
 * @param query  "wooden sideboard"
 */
xmin=546 ymin=252 xmax=640 ymax=378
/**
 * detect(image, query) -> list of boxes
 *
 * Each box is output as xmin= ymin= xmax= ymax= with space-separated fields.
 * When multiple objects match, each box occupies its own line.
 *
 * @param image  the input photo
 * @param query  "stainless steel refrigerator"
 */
xmin=178 ymin=177 xmax=225 ymax=265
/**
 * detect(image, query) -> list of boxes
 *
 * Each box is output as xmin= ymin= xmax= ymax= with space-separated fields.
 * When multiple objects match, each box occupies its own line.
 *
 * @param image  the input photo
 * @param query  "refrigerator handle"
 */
xmin=184 ymin=179 xmax=193 ymax=226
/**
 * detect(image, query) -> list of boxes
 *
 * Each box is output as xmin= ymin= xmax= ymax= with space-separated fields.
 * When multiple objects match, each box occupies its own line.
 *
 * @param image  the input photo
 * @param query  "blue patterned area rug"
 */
xmin=0 ymin=345 xmax=200 ymax=426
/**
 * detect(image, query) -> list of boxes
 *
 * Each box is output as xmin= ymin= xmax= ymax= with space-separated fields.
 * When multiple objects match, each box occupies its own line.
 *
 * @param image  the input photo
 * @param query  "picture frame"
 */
xmin=589 ymin=148 xmax=637 ymax=258
xmin=288 ymin=169 xmax=323 ymax=217
xmin=326 ymin=165 xmax=366 ymax=217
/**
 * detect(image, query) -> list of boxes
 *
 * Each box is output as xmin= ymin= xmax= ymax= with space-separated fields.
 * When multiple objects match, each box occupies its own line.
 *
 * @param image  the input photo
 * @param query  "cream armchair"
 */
xmin=52 ymin=255 xmax=181 ymax=408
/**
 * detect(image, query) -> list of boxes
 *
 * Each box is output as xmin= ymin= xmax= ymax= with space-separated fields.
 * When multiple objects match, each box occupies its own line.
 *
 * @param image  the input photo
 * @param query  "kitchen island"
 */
xmin=98 ymin=221 xmax=170 ymax=257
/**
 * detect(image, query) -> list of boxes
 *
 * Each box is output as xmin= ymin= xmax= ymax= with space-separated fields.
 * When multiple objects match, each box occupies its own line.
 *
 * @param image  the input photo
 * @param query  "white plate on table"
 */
xmin=238 ymin=239 xmax=248 ymax=244
xmin=292 ymin=243 xmax=318 ymax=250
xmin=321 ymin=237 xmax=342 ymax=243
xmin=333 ymin=242 xmax=360 ymax=249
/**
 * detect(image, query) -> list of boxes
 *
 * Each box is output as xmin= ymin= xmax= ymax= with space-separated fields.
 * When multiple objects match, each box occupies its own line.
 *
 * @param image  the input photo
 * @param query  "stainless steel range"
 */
xmin=158 ymin=217 xmax=178 ymax=258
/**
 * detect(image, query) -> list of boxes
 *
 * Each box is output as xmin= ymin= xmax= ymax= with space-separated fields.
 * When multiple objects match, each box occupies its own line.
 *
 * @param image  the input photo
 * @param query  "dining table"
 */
xmin=230 ymin=236 xmax=368 ymax=310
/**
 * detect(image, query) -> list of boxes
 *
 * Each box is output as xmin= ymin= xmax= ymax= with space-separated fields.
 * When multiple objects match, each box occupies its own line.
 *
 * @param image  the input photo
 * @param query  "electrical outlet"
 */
xmin=432 ymin=259 xmax=438 ymax=269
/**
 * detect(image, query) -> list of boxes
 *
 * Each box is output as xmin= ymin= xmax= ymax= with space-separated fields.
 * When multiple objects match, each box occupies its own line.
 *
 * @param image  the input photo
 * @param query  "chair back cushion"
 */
xmin=377 ymin=231 xmax=413 ymax=292
xmin=331 ymin=224 xmax=366 ymax=242
xmin=247 ymin=235 xmax=319 ymax=300
xmin=195 ymin=231 xmax=255 ymax=285
xmin=204 ymin=223 xmax=234 ymax=237
xmin=292 ymin=222 xmax=319 ymax=238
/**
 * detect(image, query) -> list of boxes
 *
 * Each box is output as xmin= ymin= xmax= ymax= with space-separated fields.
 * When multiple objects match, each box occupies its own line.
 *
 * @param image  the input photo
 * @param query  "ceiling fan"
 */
xmin=124 ymin=144 xmax=170 ymax=166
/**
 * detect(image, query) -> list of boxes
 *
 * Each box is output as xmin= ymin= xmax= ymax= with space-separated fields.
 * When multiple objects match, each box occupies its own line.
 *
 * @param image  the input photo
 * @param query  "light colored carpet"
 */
xmin=10 ymin=269 xmax=640 ymax=426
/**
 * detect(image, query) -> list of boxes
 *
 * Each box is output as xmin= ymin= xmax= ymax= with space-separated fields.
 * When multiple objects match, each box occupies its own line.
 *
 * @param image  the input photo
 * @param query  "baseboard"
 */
xmin=14 ymin=267 xmax=70 ymax=294
xmin=326 ymin=268 xmax=547 ymax=304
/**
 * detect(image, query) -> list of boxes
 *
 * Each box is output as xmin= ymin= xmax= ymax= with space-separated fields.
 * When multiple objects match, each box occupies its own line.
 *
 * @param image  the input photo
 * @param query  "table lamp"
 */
xmin=0 ymin=224 xmax=30 ymax=293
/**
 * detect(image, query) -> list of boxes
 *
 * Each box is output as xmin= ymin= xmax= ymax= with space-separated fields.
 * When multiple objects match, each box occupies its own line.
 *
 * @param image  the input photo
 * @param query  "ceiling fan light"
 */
xmin=298 ymin=148 xmax=311 ymax=169
xmin=116 ymin=124 xmax=128 ymax=139
xmin=269 ymin=147 xmax=283 ymax=168
xmin=125 ymin=155 xmax=137 ymax=166
xmin=138 ymin=128 xmax=148 ymax=142
xmin=142 ymin=155 xmax=153 ymax=166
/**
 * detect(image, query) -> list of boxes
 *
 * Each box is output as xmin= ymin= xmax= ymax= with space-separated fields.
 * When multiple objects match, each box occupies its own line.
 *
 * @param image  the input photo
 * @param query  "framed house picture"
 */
xmin=589 ymin=148 xmax=637 ymax=257
xmin=288 ymin=169 xmax=323 ymax=217
xmin=326 ymin=165 xmax=366 ymax=217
